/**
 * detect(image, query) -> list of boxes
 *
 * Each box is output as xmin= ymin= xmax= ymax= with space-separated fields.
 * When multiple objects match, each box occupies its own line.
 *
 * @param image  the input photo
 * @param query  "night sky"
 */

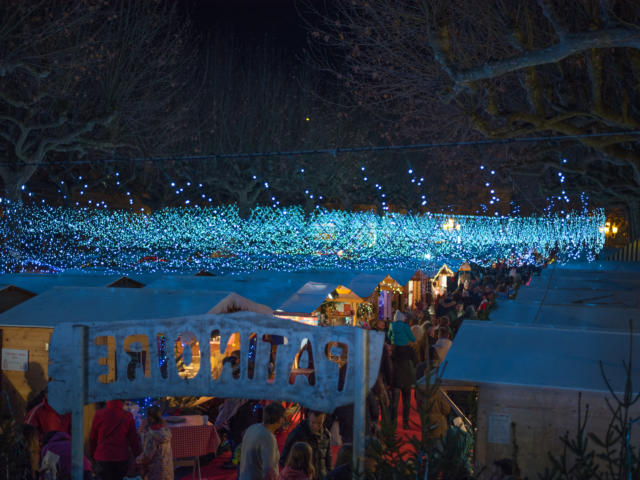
xmin=185 ymin=0 xmax=307 ymax=52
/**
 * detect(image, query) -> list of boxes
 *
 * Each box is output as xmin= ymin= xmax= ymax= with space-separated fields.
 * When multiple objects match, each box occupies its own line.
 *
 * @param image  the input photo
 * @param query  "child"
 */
xmin=136 ymin=406 xmax=173 ymax=480
xmin=280 ymin=442 xmax=314 ymax=480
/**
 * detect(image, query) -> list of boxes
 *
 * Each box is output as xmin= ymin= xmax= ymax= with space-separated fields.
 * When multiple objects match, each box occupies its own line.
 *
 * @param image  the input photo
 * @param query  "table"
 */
xmin=166 ymin=415 xmax=220 ymax=480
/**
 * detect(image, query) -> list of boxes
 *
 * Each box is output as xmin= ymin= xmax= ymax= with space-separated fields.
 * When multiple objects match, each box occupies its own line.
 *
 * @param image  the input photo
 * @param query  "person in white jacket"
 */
xmin=137 ymin=406 xmax=173 ymax=480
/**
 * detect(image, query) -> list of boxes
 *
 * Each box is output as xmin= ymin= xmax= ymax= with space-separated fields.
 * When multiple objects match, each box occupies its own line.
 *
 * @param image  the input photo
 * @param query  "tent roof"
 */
xmin=277 ymin=281 xmax=338 ymax=314
xmin=492 ymin=263 xmax=640 ymax=330
xmin=0 ymin=286 xmax=246 ymax=327
xmin=207 ymin=292 xmax=273 ymax=316
xmin=442 ymin=321 xmax=640 ymax=393
xmin=347 ymin=274 xmax=387 ymax=298
xmin=0 ymin=273 xmax=124 ymax=293
xmin=0 ymin=265 xmax=443 ymax=316
xmin=0 ymin=271 xmax=167 ymax=293
xmin=541 ymin=261 xmax=640 ymax=273
xmin=0 ymin=284 xmax=36 ymax=295
xmin=489 ymin=301 xmax=640 ymax=331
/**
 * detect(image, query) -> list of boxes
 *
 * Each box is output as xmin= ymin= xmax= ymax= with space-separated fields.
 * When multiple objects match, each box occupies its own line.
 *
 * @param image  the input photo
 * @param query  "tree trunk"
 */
xmin=627 ymin=200 xmax=640 ymax=241
xmin=340 ymin=195 xmax=353 ymax=212
xmin=236 ymin=191 xmax=251 ymax=220
xmin=303 ymin=196 xmax=315 ymax=214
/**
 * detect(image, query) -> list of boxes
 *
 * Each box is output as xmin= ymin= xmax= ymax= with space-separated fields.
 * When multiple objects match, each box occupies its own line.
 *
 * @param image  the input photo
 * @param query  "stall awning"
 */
xmin=277 ymin=281 xmax=338 ymax=315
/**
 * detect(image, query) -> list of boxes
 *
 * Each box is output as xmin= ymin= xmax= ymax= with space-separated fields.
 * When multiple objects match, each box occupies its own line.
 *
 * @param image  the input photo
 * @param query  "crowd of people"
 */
xmin=6 ymin=261 xmax=536 ymax=480
xmin=215 ymin=261 xmax=533 ymax=479
xmin=11 ymin=393 xmax=173 ymax=480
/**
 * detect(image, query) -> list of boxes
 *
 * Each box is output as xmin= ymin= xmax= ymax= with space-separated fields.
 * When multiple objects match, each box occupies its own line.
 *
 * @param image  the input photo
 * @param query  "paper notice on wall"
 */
xmin=1 ymin=348 xmax=29 ymax=371
xmin=488 ymin=413 xmax=511 ymax=444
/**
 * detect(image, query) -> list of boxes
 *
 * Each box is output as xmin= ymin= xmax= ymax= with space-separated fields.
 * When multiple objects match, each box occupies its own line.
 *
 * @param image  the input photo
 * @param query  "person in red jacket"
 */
xmin=89 ymin=400 xmax=142 ymax=480
xmin=25 ymin=392 xmax=71 ymax=443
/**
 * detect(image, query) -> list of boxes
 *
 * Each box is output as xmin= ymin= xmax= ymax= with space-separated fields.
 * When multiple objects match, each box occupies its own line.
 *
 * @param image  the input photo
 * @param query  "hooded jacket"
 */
xmin=89 ymin=400 xmax=141 ymax=462
xmin=25 ymin=395 xmax=71 ymax=441
xmin=137 ymin=423 xmax=173 ymax=480
xmin=387 ymin=312 xmax=416 ymax=346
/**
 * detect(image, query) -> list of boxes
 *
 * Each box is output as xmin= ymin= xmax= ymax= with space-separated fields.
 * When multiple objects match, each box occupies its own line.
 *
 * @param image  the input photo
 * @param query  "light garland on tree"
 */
xmin=0 ymin=199 xmax=605 ymax=274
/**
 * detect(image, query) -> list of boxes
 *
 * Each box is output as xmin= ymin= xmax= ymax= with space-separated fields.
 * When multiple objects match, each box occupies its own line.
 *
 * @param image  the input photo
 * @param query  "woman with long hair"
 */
xmin=279 ymin=442 xmax=314 ymax=480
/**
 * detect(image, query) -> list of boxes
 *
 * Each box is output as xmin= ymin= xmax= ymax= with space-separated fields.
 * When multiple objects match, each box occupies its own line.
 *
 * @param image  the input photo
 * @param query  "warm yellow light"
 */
xmin=612 ymin=225 xmax=618 ymax=234
xmin=455 ymin=223 xmax=461 ymax=230
xmin=305 ymin=116 xmax=310 ymax=122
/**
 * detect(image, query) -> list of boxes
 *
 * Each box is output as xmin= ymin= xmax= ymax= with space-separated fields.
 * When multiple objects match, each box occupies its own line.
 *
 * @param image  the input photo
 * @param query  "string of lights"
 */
xmin=3 ymin=130 xmax=638 ymax=167
xmin=0 ymin=200 xmax=606 ymax=274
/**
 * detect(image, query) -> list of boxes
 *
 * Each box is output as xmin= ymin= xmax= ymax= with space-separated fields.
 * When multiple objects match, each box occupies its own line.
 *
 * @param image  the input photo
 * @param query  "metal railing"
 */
xmin=607 ymin=238 xmax=640 ymax=262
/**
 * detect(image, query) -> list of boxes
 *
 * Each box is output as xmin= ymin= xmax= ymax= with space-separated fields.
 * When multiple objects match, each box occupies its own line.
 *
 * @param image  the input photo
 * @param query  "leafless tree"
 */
xmin=0 ymin=0 xmax=196 ymax=200
xmin=308 ymin=0 xmax=640 ymax=236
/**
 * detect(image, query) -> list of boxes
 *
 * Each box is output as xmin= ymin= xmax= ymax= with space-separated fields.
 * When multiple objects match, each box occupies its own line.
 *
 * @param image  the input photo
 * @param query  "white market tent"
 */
xmin=488 ymin=301 xmax=640 ymax=331
xmin=207 ymin=292 xmax=273 ymax=315
xmin=0 ymin=269 xmax=169 ymax=293
xmin=445 ymin=261 xmax=640 ymax=387
xmin=489 ymin=262 xmax=640 ymax=331
xmin=277 ymin=281 xmax=339 ymax=315
xmin=441 ymin=262 xmax=640 ymax=477
xmin=0 ymin=286 xmax=269 ymax=328
xmin=442 ymin=321 xmax=640 ymax=393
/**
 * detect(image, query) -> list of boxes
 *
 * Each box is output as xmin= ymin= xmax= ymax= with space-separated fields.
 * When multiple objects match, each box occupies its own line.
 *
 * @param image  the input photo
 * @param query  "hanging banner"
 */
xmin=48 ymin=311 xmax=384 ymax=413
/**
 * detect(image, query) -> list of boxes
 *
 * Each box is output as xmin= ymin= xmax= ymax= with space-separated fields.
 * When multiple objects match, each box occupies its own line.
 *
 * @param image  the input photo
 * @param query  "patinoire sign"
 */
xmin=48 ymin=311 xmax=384 ymax=413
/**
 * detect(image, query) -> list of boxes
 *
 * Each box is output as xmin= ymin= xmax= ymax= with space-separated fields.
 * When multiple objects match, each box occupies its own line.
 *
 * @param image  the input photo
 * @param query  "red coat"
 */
xmin=25 ymin=396 xmax=71 ymax=441
xmin=89 ymin=400 xmax=141 ymax=462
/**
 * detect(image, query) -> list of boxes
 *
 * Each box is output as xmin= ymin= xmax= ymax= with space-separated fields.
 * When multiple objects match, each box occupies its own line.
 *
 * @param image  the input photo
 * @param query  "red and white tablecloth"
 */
xmin=166 ymin=415 xmax=220 ymax=459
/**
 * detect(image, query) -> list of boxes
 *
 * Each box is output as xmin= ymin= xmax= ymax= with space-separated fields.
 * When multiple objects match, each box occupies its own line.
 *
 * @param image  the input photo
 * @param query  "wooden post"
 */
xmin=71 ymin=325 xmax=87 ymax=480
xmin=352 ymin=327 xmax=369 ymax=479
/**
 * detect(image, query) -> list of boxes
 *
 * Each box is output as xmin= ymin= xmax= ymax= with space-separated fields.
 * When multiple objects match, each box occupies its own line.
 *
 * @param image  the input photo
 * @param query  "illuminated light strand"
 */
xmin=0 ymin=199 xmax=606 ymax=274
xmin=5 ymin=130 xmax=640 ymax=167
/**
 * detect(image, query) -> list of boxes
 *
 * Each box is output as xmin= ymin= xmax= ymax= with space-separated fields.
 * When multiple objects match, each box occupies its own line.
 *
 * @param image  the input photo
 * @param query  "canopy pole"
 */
xmin=71 ymin=325 xmax=87 ymax=480
xmin=353 ymin=327 xmax=369 ymax=479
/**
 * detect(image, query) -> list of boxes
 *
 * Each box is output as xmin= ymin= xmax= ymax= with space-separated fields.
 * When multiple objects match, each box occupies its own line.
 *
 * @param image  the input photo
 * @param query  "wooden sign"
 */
xmin=48 ymin=311 xmax=384 ymax=413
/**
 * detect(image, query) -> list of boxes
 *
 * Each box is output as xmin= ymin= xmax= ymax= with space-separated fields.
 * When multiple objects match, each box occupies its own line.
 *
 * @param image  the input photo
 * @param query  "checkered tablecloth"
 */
xmin=167 ymin=416 xmax=220 ymax=459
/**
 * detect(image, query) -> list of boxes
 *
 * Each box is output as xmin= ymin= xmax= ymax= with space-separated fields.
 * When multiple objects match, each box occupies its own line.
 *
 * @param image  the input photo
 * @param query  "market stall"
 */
xmin=431 ymin=264 xmax=456 ymax=295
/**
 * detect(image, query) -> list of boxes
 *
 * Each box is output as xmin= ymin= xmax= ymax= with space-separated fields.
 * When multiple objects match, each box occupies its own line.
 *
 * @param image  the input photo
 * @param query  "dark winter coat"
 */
xmin=279 ymin=420 xmax=331 ymax=480
xmin=391 ymin=345 xmax=417 ymax=389
xmin=324 ymin=463 xmax=351 ymax=480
